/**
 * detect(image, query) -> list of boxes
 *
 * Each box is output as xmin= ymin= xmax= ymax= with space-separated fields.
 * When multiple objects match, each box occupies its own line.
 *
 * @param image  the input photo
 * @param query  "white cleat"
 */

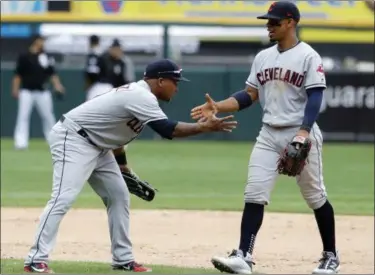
xmin=211 ymin=249 xmax=254 ymax=274
xmin=312 ymin=251 xmax=340 ymax=274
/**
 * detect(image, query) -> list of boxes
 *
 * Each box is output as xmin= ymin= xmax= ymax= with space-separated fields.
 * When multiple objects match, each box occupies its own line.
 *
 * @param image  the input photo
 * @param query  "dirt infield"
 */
xmin=1 ymin=208 xmax=374 ymax=274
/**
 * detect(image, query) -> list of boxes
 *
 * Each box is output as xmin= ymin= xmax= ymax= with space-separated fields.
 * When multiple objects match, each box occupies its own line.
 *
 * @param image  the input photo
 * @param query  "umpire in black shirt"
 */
xmin=84 ymin=34 xmax=113 ymax=101
xmin=12 ymin=35 xmax=65 ymax=150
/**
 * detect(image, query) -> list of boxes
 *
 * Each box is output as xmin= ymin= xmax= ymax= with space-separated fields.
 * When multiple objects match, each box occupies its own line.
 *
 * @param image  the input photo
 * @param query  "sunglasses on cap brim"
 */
xmin=267 ymin=18 xmax=293 ymax=26
xmin=158 ymin=70 xmax=190 ymax=82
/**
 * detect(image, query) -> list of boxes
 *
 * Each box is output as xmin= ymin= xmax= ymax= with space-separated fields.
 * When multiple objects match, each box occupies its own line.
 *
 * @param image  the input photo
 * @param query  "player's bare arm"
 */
xmin=148 ymin=115 xmax=237 ymax=139
xmin=191 ymin=85 xmax=258 ymax=120
xmin=173 ymin=115 xmax=237 ymax=137
xmin=50 ymin=74 xmax=65 ymax=94
xmin=113 ymin=146 xmax=146 ymax=187
xmin=12 ymin=74 xmax=21 ymax=99
xmin=216 ymin=85 xmax=259 ymax=112
xmin=12 ymin=54 xmax=24 ymax=99
xmin=113 ymin=147 xmax=132 ymax=173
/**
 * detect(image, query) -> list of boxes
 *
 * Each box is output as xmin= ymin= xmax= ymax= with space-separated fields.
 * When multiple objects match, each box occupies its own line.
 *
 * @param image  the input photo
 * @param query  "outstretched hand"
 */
xmin=191 ymin=93 xmax=217 ymax=121
xmin=200 ymin=114 xmax=237 ymax=133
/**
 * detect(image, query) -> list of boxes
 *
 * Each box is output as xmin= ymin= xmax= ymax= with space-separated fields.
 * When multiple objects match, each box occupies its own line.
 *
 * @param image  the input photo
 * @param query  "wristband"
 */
xmin=231 ymin=90 xmax=253 ymax=110
xmin=115 ymin=152 xmax=127 ymax=165
xmin=299 ymin=125 xmax=312 ymax=133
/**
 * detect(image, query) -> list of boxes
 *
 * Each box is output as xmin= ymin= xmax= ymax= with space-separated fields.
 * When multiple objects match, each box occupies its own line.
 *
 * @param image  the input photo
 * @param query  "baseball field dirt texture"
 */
xmin=1 ymin=139 xmax=374 ymax=274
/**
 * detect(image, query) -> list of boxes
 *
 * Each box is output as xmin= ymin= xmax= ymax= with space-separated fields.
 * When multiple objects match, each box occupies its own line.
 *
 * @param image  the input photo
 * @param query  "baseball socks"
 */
xmin=239 ymin=203 xmax=265 ymax=256
xmin=313 ymin=200 xmax=337 ymax=256
xmin=238 ymin=201 xmax=336 ymax=261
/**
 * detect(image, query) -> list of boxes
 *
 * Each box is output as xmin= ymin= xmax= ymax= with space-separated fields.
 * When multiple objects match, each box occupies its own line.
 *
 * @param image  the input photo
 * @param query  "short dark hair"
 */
xmin=89 ymin=35 xmax=100 ymax=46
xmin=32 ymin=34 xmax=45 ymax=42
xmin=30 ymin=34 xmax=45 ymax=47
xmin=110 ymin=38 xmax=121 ymax=48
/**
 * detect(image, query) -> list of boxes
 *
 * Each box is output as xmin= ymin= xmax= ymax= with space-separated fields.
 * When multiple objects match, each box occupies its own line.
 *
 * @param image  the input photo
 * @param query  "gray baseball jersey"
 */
xmin=246 ymin=41 xmax=326 ymax=127
xmin=25 ymin=80 xmax=166 ymax=266
xmin=66 ymin=80 xmax=167 ymax=149
xmin=243 ymin=41 xmax=328 ymax=211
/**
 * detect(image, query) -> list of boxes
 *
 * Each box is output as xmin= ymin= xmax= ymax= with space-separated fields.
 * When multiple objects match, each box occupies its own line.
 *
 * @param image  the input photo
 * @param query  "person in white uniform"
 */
xmin=23 ymin=59 xmax=237 ymax=274
xmin=191 ymin=2 xmax=340 ymax=274
xmin=12 ymin=35 xmax=65 ymax=150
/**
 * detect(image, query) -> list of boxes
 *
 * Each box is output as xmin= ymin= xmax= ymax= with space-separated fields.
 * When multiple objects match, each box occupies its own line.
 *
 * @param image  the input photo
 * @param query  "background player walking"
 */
xmin=12 ymin=35 xmax=65 ymax=150
xmin=23 ymin=59 xmax=237 ymax=273
xmin=191 ymin=2 xmax=339 ymax=274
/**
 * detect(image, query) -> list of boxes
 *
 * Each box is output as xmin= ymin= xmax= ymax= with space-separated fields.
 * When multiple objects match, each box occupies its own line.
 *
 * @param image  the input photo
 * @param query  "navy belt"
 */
xmin=59 ymin=116 xmax=98 ymax=147
xmin=264 ymin=123 xmax=298 ymax=130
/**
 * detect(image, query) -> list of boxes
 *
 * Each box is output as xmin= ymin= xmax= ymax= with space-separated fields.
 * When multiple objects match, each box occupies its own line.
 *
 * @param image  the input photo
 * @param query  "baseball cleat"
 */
xmin=24 ymin=263 xmax=54 ymax=273
xmin=312 ymin=251 xmax=340 ymax=274
xmin=112 ymin=261 xmax=152 ymax=272
xmin=211 ymin=249 xmax=254 ymax=274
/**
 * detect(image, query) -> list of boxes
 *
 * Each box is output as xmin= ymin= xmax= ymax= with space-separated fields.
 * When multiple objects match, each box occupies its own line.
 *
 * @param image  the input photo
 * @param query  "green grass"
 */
xmin=1 ymin=138 xmax=374 ymax=215
xmin=0 ymin=259 xmax=216 ymax=274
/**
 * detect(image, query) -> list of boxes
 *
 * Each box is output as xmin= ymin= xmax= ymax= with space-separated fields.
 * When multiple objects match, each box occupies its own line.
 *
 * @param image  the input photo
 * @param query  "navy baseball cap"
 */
xmin=144 ymin=59 xmax=190 ymax=82
xmin=257 ymin=1 xmax=300 ymax=23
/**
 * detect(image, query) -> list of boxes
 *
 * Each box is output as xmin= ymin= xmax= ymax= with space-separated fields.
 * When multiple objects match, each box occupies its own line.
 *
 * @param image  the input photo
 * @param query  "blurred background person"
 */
xmin=104 ymin=38 xmax=136 ymax=88
xmin=84 ymin=34 xmax=113 ymax=101
xmin=12 ymin=34 xmax=65 ymax=150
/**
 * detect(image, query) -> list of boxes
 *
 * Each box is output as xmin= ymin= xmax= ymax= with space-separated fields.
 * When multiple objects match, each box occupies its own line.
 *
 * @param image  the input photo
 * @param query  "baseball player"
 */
xmin=191 ymin=2 xmax=339 ymax=274
xmin=12 ymin=34 xmax=65 ymax=150
xmin=104 ymin=39 xmax=136 ymax=88
xmin=84 ymin=35 xmax=113 ymax=101
xmin=23 ymin=59 xmax=237 ymax=273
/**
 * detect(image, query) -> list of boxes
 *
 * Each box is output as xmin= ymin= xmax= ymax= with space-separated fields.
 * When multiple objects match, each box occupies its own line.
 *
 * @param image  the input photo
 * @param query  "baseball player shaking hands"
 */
xmin=24 ymin=59 xmax=237 ymax=273
xmin=191 ymin=2 xmax=339 ymax=274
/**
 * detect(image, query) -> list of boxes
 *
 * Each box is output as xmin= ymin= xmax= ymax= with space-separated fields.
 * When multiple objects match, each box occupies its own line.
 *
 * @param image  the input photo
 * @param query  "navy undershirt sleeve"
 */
xmin=148 ymin=119 xmax=178 ymax=140
xmin=301 ymin=87 xmax=324 ymax=132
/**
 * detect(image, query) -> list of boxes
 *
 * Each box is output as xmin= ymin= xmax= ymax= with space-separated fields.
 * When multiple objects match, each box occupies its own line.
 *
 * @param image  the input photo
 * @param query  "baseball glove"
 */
xmin=277 ymin=136 xmax=312 ymax=177
xmin=122 ymin=171 xmax=157 ymax=202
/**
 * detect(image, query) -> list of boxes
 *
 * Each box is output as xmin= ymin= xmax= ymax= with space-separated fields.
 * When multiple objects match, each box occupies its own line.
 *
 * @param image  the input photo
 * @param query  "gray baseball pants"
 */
xmin=25 ymin=119 xmax=133 ymax=266
xmin=245 ymin=123 xmax=327 ymax=210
